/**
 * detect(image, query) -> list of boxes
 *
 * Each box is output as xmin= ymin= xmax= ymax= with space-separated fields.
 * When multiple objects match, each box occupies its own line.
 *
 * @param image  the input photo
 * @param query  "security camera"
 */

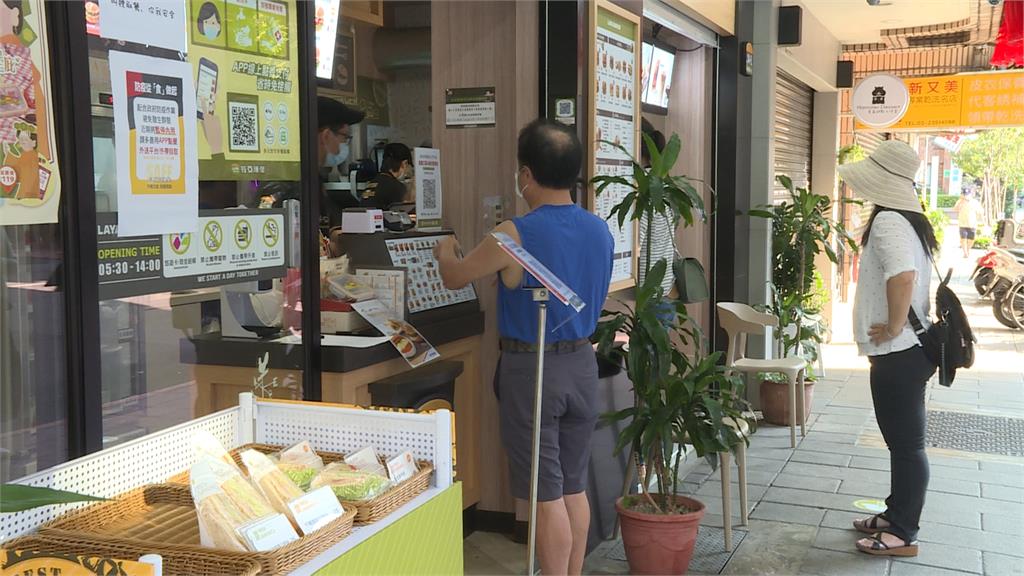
xmin=988 ymin=0 xmax=1001 ymax=6
xmin=866 ymin=0 xmax=881 ymax=5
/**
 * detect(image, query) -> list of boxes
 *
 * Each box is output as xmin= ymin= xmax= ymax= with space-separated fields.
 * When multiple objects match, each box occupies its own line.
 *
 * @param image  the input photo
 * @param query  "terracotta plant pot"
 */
xmin=616 ymin=495 xmax=705 ymax=575
xmin=759 ymin=378 xmax=814 ymax=426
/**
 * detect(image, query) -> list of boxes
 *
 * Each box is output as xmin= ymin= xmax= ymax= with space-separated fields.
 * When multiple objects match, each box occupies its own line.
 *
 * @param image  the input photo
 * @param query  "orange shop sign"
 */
xmin=856 ymin=70 xmax=1024 ymax=130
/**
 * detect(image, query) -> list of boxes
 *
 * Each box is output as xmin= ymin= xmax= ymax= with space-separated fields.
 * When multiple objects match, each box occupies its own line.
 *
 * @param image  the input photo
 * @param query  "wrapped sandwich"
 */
xmin=310 ymin=462 xmax=391 ymax=502
xmin=191 ymin=458 xmax=276 ymax=551
xmin=240 ymin=449 xmax=304 ymax=528
xmin=275 ymin=441 xmax=324 ymax=491
xmin=192 ymin=431 xmax=240 ymax=473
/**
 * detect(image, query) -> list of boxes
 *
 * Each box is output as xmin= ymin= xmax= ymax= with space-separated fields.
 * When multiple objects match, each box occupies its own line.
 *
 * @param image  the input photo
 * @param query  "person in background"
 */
xmin=434 ymin=119 xmax=613 ymax=576
xmin=954 ymin=189 xmax=982 ymax=258
xmin=839 ymin=141 xmax=938 ymax=558
xmin=318 ymin=96 xmax=365 ymax=227
xmin=363 ymin=142 xmax=412 ymax=210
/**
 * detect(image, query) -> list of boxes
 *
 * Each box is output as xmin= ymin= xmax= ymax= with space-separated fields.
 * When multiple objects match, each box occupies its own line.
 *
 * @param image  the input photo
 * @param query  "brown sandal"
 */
xmin=856 ymin=532 xmax=919 ymax=557
xmin=852 ymin=514 xmax=890 ymax=535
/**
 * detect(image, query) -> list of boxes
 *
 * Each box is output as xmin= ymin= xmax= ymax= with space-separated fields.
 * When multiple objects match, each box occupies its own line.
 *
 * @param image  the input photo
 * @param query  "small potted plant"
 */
xmin=593 ymin=135 xmax=753 ymax=575
xmin=751 ymin=175 xmax=857 ymax=425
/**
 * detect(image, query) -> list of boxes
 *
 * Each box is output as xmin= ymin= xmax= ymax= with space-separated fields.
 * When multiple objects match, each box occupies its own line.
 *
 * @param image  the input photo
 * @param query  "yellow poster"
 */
xmin=188 ymin=0 xmax=300 ymax=180
xmin=0 ymin=0 xmax=62 ymax=226
xmin=960 ymin=72 xmax=1024 ymax=129
xmin=889 ymin=74 xmax=963 ymax=130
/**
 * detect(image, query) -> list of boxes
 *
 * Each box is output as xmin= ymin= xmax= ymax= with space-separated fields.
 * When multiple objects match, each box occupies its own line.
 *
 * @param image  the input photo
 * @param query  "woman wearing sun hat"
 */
xmin=839 ymin=140 xmax=938 ymax=558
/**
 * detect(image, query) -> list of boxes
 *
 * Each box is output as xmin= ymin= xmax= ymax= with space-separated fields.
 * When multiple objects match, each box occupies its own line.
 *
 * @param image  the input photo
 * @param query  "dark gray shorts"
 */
xmin=494 ymin=346 xmax=599 ymax=502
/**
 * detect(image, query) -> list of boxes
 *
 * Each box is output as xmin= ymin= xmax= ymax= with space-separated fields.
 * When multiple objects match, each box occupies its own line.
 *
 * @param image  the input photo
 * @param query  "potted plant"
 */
xmin=593 ymin=135 xmax=753 ymax=575
xmin=751 ymin=175 xmax=857 ymax=425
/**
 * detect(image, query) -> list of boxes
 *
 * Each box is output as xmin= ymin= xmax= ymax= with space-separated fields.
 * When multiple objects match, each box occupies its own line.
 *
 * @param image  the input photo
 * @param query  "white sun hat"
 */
xmin=838 ymin=140 xmax=923 ymax=214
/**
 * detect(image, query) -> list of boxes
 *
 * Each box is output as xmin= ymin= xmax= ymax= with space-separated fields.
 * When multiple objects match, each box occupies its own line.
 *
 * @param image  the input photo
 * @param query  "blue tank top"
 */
xmin=498 ymin=204 xmax=614 ymax=343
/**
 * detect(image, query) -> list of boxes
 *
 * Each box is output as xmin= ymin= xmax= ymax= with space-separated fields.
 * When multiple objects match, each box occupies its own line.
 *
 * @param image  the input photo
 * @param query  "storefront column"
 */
xmin=811 ymin=91 xmax=841 ymax=327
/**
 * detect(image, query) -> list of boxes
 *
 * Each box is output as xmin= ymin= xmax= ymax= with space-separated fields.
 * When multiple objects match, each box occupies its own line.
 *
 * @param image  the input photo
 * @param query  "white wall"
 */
xmin=777 ymin=0 xmax=841 ymax=92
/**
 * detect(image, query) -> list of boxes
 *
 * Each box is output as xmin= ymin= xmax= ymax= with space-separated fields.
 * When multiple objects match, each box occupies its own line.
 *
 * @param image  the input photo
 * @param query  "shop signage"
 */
xmin=413 ymin=147 xmax=442 ymax=230
xmin=856 ymin=70 xmax=1024 ymax=131
xmin=0 ymin=549 xmax=155 ymax=576
xmin=851 ymin=73 xmax=910 ymax=129
xmin=444 ymin=87 xmax=496 ymax=128
xmin=590 ymin=0 xmax=640 ymax=289
xmin=0 ymin=0 xmax=63 ymax=227
xmin=332 ymin=29 xmax=355 ymax=95
xmin=96 ymin=209 xmax=287 ymax=300
xmin=98 ymin=0 xmax=188 ymax=53
xmin=188 ymin=0 xmax=301 ymax=181
xmin=357 ymin=76 xmax=389 ymax=125
xmin=313 ymin=0 xmax=341 ymax=80
xmin=109 ymin=50 xmax=200 ymax=237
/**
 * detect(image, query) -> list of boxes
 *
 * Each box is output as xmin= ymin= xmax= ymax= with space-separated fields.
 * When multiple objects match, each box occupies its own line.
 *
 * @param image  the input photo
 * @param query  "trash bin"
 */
xmin=368 ymin=360 xmax=464 ymax=411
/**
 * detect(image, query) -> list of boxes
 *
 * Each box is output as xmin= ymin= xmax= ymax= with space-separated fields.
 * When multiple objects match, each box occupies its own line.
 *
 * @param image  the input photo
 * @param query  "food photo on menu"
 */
xmin=350 ymin=299 xmax=440 ymax=368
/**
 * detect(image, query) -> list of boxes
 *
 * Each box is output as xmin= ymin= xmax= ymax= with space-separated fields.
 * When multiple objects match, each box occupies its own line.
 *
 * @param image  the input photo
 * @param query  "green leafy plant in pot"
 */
xmin=593 ymin=134 xmax=753 ymax=575
xmin=750 ymin=175 xmax=857 ymax=425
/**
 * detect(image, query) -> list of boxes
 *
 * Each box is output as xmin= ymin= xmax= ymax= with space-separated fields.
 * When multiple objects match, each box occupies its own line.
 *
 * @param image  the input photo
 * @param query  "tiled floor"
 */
xmin=465 ymin=234 xmax=1024 ymax=575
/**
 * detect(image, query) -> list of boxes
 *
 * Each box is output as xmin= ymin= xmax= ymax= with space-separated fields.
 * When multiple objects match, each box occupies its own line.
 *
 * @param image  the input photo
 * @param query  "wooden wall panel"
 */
xmin=431 ymin=0 xmax=539 ymax=514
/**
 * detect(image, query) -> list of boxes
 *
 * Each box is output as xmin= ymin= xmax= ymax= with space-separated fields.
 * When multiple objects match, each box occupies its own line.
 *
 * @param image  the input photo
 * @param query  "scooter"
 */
xmin=971 ymin=248 xmax=1024 ymax=296
xmin=986 ymin=247 xmax=1024 ymax=329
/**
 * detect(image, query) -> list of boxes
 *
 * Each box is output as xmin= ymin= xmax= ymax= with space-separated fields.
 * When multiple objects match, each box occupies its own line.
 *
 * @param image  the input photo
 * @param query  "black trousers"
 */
xmin=868 ymin=345 xmax=936 ymax=543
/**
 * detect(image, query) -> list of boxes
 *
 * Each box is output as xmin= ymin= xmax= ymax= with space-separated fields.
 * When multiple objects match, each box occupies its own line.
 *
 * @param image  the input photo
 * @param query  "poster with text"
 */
xmin=188 ymin=0 xmax=300 ymax=180
xmin=414 ymin=147 xmax=442 ymax=230
xmin=99 ymin=0 xmax=188 ymax=53
xmin=110 ymin=51 xmax=199 ymax=237
xmin=0 ymin=0 xmax=62 ymax=226
xmin=591 ymin=1 xmax=639 ymax=287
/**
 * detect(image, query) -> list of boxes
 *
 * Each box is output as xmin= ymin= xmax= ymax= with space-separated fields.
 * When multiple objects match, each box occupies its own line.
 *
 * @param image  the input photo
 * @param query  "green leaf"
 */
xmin=659 ymin=134 xmax=682 ymax=178
xmin=0 ymin=484 xmax=106 ymax=513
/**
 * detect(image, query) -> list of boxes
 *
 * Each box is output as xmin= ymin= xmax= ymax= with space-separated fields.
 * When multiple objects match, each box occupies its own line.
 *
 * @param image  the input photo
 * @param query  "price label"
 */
xmin=386 ymin=451 xmax=419 ymax=484
xmin=237 ymin=513 xmax=300 ymax=551
xmin=287 ymin=486 xmax=345 ymax=535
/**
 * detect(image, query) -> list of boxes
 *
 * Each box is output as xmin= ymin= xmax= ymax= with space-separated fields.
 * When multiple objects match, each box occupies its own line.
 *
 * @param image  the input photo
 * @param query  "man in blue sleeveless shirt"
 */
xmin=435 ymin=119 xmax=613 ymax=575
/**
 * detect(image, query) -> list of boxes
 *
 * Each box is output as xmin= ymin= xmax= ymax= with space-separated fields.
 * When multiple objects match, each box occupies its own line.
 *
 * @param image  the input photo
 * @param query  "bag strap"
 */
xmin=907 ymin=307 xmax=928 ymax=337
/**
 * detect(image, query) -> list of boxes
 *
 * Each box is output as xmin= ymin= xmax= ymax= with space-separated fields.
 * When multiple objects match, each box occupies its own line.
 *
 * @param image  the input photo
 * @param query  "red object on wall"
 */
xmin=991 ymin=0 xmax=1024 ymax=68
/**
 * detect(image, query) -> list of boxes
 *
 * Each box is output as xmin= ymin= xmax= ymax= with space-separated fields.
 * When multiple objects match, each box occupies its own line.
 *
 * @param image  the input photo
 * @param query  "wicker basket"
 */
xmin=2 ymin=535 xmax=262 ymax=576
xmin=170 ymin=443 xmax=434 ymax=525
xmin=40 ymin=484 xmax=356 ymax=575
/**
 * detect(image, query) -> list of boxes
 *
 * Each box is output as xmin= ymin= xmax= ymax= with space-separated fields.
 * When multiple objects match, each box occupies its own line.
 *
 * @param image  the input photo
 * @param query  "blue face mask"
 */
xmin=322 ymin=142 xmax=350 ymax=168
xmin=203 ymin=23 xmax=220 ymax=40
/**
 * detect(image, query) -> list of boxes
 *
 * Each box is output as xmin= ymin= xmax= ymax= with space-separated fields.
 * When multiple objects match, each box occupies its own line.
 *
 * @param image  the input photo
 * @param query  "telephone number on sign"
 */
xmin=98 ymin=259 xmax=162 ymax=277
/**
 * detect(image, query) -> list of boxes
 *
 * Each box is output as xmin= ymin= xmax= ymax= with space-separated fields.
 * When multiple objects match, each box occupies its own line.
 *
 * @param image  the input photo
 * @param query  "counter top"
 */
xmin=180 ymin=310 xmax=485 ymax=373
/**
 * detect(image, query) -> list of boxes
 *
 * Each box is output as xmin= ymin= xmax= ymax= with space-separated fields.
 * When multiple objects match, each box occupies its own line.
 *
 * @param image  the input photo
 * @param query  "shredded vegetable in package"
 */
xmin=310 ymin=462 xmax=392 ymax=501
xmin=240 ymin=449 xmax=305 ymax=528
xmin=275 ymin=441 xmax=325 ymax=491
xmin=190 ymin=458 xmax=276 ymax=551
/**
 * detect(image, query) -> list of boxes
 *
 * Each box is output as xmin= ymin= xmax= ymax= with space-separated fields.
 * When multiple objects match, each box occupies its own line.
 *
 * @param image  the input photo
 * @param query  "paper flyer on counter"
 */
xmin=351 ymin=299 xmax=440 ymax=368
xmin=109 ymin=51 xmax=199 ymax=237
xmin=0 ymin=0 xmax=62 ymax=226
xmin=98 ymin=0 xmax=188 ymax=53
xmin=188 ymin=0 xmax=301 ymax=180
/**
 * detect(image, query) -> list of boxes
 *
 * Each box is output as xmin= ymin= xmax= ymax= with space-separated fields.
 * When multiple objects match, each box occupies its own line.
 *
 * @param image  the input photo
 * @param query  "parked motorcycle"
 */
xmin=984 ymin=247 xmax=1024 ymax=329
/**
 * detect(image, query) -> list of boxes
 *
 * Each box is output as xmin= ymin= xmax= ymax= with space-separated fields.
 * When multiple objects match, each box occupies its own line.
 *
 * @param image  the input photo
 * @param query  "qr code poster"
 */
xmin=188 ymin=0 xmax=300 ymax=181
xmin=413 ymin=147 xmax=442 ymax=230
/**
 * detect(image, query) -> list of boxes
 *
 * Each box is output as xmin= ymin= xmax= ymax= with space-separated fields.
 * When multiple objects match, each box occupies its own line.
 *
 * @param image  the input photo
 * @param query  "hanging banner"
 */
xmin=188 ymin=0 xmax=301 ymax=181
xmin=0 ymin=0 xmax=62 ymax=226
xmin=110 ymin=50 xmax=199 ymax=237
xmin=98 ymin=0 xmax=188 ymax=53
xmin=413 ymin=147 xmax=442 ymax=230
xmin=856 ymin=70 xmax=1024 ymax=131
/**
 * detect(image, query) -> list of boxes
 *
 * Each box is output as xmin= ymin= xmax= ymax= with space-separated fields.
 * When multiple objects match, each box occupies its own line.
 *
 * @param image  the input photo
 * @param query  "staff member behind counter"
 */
xmin=434 ymin=119 xmax=613 ymax=576
xmin=318 ymin=96 xmax=365 ymax=227
xmin=363 ymin=143 xmax=412 ymax=210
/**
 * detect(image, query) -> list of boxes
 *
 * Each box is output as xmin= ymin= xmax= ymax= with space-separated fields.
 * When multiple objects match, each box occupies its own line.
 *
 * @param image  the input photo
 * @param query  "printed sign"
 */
xmin=188 ymin=0 xmax=301 ymax=180
xmin=492 ymin=231 xmax=586 ymax=312
xmin=591 ymin=2 xmax=639 ymax=287
xmin=96 ymin=209 xmax=287 ymax=299
xmin=99 ymin=0 xmax=188 ymax=53
xmin=852 ymin=73 xmax=910 ymax=129
xmin=0 ymin=0 xmax=62 ymax=226
xmin=332 ymin=29 xmax=355 ymax=95
xmin=237 ymin=512 xmax=300 ymax=551
xmin=351 ymin=299 xmax=441 ymax=368
xmin=110 ymin=51 xmax=199 ymax=237
xmin=384 ymin=235 xmax=477 ymax=313
xmin=414 ymin=148 xmax=442 ymax=230
xmin=287 ymin=486 xmax=345 ymax=535
xmin=444 ymin=87 xmax=496 ymax=127
xmin=1 ymin=549 xmax=155 ymax=576
xmin=314 ymin=0 xmax=341 ymax=80
xmin=386 ymin=450 xmax=418 ymax=484
xmin=357 ymin=76 xmax=389 ymax=125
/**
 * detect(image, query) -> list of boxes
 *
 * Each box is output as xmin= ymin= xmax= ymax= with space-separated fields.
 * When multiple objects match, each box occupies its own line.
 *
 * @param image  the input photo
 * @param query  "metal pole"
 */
xmin=527 ymin=287 xmax=549 ymax=576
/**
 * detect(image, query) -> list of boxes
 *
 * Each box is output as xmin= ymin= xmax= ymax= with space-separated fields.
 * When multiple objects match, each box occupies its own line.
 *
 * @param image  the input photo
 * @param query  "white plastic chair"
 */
xmin=717 ymin=302 xmax=808 ymax=448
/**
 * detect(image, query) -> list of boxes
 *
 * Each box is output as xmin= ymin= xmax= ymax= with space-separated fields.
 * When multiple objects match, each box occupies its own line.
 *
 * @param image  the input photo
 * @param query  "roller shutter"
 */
xmin=773 ymin=71 xmax=814 ymax=204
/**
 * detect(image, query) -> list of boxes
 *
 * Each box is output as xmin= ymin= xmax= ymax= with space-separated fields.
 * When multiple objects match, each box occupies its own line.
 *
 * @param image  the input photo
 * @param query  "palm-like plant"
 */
xmin=591 ymin=135 xmax=752 ymax=514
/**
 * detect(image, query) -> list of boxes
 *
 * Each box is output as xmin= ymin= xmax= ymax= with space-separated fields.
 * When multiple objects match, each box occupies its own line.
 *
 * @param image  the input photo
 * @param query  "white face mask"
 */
xmin=323 ymin=141 xmax=350 ymax=168
xmin=514 ymin=169 xmax=527 ymax=199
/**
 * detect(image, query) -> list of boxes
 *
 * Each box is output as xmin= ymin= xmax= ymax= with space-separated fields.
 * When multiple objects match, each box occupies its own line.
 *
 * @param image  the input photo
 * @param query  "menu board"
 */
xmin=384 ymin=235 xmax=477 ymax=314
xmin=589 ymin=1 xmax=640 ymax=289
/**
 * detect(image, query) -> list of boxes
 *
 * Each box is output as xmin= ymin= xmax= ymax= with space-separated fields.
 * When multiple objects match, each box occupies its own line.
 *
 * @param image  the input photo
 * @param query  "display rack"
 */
xmin=1 ymin=394 xmax=455 ymax=574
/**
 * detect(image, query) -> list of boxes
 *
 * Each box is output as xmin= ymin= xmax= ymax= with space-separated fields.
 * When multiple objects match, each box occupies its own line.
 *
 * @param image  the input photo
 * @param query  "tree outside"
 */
xmin=954 ymin=128 xmax=1024 ymax=225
